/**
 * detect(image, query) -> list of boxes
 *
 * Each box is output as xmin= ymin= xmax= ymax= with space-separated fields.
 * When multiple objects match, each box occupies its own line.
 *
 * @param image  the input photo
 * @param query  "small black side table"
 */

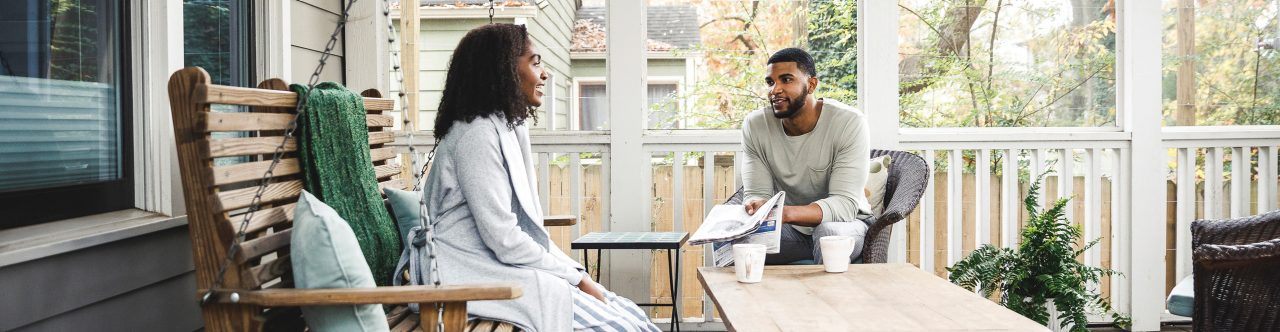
xmin=571 ymin=231 xmax=689 ymax=332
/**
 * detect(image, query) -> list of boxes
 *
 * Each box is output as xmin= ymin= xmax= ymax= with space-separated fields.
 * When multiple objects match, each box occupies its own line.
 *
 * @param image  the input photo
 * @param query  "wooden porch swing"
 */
xmin=167 ymin=66 xmax=566 ymax=331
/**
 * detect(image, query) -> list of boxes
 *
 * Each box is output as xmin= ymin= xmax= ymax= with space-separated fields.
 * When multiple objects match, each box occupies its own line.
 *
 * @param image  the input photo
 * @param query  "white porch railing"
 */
xmin=391 ymin=126 xmax=1280 ymax=326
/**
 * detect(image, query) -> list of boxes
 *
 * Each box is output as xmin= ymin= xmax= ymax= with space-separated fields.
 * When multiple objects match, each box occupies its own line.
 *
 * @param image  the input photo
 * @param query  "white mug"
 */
xmin=819 ymin=236 xmax=855 ymax=273
xmin=733 ymin=243 xmax=766 ymax=283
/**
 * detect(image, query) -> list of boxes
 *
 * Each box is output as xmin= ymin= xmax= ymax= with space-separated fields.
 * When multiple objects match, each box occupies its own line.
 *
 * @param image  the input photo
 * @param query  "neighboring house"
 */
xmin=392 ymin=0 xmax=578 ymax=130
xmin=570 ymin=6 xmax=700 ymax=130
xmin=392 ymin=1 xmax=701 ymax=131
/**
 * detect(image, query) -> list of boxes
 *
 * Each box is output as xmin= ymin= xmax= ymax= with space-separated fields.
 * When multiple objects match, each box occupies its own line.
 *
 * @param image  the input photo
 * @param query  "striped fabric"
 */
xmin=571 ymin=288 xmax=661 ymax=332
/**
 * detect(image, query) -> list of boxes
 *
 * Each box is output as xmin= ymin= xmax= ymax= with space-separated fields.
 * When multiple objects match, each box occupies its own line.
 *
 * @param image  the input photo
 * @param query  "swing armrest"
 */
xmin=198 ymin=283 xmax=522 ymax=306
xmin=544 ymin=215 xmax=577 ymax=227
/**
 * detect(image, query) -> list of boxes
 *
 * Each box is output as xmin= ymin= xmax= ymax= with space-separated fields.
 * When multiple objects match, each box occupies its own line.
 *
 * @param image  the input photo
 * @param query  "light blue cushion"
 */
xmin=292 ymin=191 xmax=390 ymax=331
xmin=1167 ymin=275 xmax=1194 ymax=317
xmin=384 ymin=187 xmax=425 ymax=249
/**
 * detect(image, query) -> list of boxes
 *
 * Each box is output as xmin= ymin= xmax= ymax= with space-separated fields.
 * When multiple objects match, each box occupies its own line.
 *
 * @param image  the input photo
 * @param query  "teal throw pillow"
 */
xmin=292 ymin=190 xmax=390 ymax=331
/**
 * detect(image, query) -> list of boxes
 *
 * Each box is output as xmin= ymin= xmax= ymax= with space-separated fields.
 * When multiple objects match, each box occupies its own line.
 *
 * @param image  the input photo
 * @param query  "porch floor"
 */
xmin=1088 ymin=323 xmax=1192 ymax=332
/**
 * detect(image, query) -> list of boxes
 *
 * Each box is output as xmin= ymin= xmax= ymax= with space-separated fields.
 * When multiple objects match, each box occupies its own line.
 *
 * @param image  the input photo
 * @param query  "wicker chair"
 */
xmin=724 ymin=149 xmax=929 ymax=263
xmin=1191 ymin=209 xmax=1280 ymax=331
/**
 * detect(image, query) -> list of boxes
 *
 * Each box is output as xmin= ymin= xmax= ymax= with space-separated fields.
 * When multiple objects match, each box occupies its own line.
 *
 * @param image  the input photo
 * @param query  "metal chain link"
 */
xmin=489 ymin=0 xmax=495 ymax=24
xmin=202 ymin=0 xmax=359 ymax=306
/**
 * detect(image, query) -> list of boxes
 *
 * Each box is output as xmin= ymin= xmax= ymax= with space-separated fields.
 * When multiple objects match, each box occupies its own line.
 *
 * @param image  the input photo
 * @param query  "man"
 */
xmin=741 ymin=48 xmax=872 ymax=265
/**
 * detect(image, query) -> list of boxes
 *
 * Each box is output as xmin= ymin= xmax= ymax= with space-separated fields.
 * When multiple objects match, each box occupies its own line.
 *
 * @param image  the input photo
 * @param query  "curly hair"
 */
xmin=434 ymin=24 xmax=538 ymax=140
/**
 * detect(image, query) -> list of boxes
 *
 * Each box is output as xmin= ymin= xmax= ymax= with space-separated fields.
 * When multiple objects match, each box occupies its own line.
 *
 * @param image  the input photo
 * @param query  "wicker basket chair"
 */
xmin=1191 ymin=209 xmax=1280 ymax=331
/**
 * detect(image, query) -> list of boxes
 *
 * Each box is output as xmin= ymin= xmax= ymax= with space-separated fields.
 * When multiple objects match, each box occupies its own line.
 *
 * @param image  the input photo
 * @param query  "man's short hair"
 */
xmin=767 ymin=48 xmax=817 ymax=78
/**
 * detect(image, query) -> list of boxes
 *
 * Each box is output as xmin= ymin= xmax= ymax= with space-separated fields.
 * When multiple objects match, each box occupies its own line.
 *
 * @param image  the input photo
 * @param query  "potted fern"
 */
xmin=948 ymin=173 xmax=1130 ymax=331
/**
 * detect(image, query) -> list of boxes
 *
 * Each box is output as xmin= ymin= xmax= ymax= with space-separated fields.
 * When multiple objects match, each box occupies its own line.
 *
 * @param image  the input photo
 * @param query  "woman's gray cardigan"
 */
xmin=423 ymin=115 xmax=586 ymax=332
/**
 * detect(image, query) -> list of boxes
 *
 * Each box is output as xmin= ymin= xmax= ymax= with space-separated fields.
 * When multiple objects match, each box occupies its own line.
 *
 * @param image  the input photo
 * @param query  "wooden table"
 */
xmin=698 ymin=263 xmax=1049 ymax=332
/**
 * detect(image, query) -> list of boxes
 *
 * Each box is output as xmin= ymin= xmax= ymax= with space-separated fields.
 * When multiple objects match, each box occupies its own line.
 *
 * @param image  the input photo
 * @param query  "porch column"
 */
xmin=858 ymin=0 xmax=905 ymax=264
xmin=858 ymin=0 xmax=900 ymax=151
xmin=606 ymin=0 xmax=650 ymax=301
xmin=1118 ymin=0 xmax=1165 ymax=330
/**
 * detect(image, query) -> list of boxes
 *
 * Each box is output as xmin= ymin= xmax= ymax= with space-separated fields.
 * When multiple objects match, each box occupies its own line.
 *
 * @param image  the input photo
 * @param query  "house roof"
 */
xmin=572 ymin=6 xmax=700 ymax=53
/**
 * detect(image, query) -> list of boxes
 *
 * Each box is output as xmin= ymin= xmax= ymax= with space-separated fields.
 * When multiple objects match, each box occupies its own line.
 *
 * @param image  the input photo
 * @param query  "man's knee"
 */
xmin=813 ymin=221 xmax=868 ymax=238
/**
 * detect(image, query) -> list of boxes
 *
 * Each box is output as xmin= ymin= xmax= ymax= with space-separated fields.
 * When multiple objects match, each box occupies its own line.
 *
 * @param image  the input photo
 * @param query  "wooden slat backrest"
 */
xmin=168 ymin=67 xmax=401 ymax=331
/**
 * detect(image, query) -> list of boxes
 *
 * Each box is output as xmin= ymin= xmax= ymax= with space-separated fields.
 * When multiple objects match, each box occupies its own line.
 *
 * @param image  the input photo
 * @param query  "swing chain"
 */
xmin=385 ymin=1 xmax=446 ymax=329
xmin=489 ymin=0 xmax=495 ymax=24
xmin=201 ymin=0 xmax=358 ymax=306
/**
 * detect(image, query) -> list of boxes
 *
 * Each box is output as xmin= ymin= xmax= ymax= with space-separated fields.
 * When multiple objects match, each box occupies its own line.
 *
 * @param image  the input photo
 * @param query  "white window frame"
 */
xmin=570 ymin=76 xmax=686 ymax=131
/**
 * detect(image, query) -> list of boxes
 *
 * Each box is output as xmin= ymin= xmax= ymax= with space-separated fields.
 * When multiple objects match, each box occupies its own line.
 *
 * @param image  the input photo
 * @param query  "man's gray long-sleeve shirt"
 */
xmin=741 ymin=98 xmax=871 ymax=235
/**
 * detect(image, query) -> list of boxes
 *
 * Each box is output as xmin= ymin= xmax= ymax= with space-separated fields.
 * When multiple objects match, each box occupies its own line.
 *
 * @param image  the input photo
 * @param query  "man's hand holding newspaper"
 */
xmin=688 ymin=191 xmax=786 ymax=267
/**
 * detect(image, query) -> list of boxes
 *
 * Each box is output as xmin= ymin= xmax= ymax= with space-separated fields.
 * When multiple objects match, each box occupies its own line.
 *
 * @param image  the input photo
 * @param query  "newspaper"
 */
xmin=688 ymin=191 xmax=785 ymax=267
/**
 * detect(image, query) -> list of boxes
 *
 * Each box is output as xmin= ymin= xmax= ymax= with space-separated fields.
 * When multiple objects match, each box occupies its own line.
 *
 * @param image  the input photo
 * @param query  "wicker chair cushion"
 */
xmin=292 ymin=191 xmax=391 ymax=331
xmin=866 ymin=155 xmax=893 ymax=217
xmin=1167 ymin=275 xmax=1194 ymax=317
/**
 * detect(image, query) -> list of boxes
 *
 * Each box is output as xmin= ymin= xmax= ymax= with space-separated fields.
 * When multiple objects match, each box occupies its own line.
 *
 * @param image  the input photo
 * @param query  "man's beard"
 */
xmin=772 ymin=85 xmax=810 ymax=119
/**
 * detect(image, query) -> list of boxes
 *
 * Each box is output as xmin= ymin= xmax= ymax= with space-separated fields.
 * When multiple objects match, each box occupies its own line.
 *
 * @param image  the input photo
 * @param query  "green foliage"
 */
xmin=1159 ymin=1 xmax=1280 ymax=126
xmin=948 ymin=172 xmax=1129 ymax=331
xmin=899 ymin=0 xmax=1117 ymax=128
xmin=808 ymin=0 xmax=858 ymax=103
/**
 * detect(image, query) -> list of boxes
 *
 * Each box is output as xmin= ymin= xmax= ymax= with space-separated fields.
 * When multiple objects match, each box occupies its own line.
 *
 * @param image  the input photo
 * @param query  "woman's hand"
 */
xmin=578 ymin=272 xmax=609 ymax=304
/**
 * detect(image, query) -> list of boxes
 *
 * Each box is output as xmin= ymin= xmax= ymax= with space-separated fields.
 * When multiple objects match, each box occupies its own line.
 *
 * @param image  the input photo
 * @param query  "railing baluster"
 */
xmin=733 ymin=152 xmax=743 ymax=189
xmin=1206 ymin=147 xmax=1223 ymax=219
xmin=673 ymin=152 xmax=685 ymax=233
xmin=1033 ymin=149 xmax=1047 ymax=208
xmin=1086 ymin=149 xmax=1102 ymax=269
xmin=539 ymin=153 xmax=551 ymax=213
xmin=1231 ymin=147 xmax=1247 ymax=218
xmin=947 ymin=150 xmax=963 ymax=266
xmin=976 ymin=149 xmax=991 ymax=249
xmin=702 ymin=151 xmax=715 ymax=323
xmin=642 ymin=153 xmax=654 ymax=231
xmin=570 ymin=153 xmax=582 ymax=239
xmin=921 ymin=150 xmax=936 ymax=273
xmin=1261 ymin=146 xmax=1277 ymax=212
xmin=1002 ymin=149 xmax=1019 ymax=248
xmin=1176 ymin=148 xmax=1195 ymax=282
xmin=602 ymin=152 xmax=611 ymax=232
xmin=1114 ymin=148 xmax=1131 ymax=313
xmin=1060 ymin=149 xmax=1075 ymax=231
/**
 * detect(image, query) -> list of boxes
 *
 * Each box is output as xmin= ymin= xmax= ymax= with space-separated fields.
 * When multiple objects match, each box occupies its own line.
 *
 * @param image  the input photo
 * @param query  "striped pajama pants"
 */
xmin=571 ymin=287 xmax=661 ymax=332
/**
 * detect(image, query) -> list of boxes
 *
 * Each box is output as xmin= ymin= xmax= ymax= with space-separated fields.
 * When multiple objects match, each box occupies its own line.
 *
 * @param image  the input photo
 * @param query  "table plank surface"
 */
xmin=698 ymin=263 xmax=1050 ymax=332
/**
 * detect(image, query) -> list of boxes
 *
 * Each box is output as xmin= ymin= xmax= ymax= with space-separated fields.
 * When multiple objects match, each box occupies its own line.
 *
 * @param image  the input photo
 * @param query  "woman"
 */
xmin=423 ymin=24 xmax=660 ymax=332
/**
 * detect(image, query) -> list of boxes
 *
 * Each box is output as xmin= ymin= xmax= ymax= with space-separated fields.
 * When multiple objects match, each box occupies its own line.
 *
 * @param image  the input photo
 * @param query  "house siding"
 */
xmin=292 ymin=0 xmax=347 ymax=84
xmin=1 ymin=226 xmax=199 ymax=331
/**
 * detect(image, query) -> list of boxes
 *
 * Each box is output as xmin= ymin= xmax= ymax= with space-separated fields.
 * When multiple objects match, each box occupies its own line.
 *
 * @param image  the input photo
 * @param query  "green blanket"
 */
xmin=293 ymin=82 xmax=402 ymax=286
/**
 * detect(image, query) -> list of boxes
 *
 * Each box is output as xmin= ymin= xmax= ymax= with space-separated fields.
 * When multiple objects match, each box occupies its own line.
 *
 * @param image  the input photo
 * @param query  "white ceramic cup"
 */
xmin=819 ymin=236 xmax=855 ymax=273
xmin=733 ymin=243 xmax=767 ymax=283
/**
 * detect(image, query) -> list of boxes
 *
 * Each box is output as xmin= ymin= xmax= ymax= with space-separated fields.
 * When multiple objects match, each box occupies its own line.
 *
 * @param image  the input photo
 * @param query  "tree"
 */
xmin=808 ymin=0 xmax=858 ymax=103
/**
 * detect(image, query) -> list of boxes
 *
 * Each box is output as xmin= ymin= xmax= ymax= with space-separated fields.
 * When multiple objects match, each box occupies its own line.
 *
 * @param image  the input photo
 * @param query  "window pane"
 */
xmin=648 ymin=83 xmax=679 ymax=129
xmin=1162 ymin=0 xmax=1280 ymax=126
xmin=570 ymin=1 xmax=609 ymax=130
xmin=579 ymin=84 xmax=608 ymax=130
xmin=649 ymin=0 xmax=850 ymax=130
xmin=0 ymin=0 xmax=123 ymax=193
xmin=899 ymin=0 xmax=1117 ymax=128
xmin=185 ymin=0 xmax=250 ymax=87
